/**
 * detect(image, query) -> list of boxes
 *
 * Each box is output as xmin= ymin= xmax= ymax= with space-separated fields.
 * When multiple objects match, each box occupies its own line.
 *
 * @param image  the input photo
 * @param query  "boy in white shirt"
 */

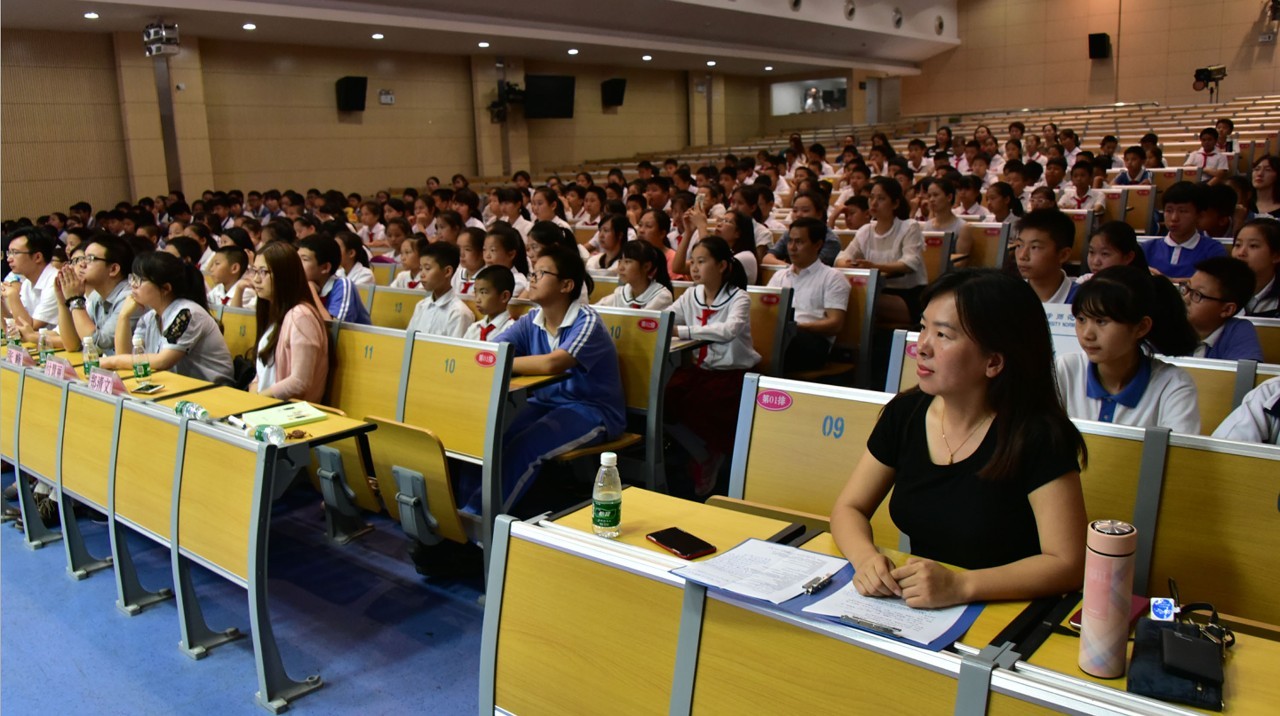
xmin=206 ymin=246 xmax=257 ymax=308
xmin=1184 ymin=127 xmax=1230 ymax=185
xmin=1014 ymin=209 xmax=1078 ymax=304
xmin=957 ymin=175 xmax=994 ymax=219
xmin=766 ymin=217 xmax=849 ymax=371
xmin=1057 ymin=163 xmax=1105 ymax=213
xmin=2 ymin=229 xmax=60 ymax=339
xmin=905 ymin=139 xmax=929 ymax=175
xmin=405 ymin=242 xmax=475 ymax=338
xmin=463 ymin=265 xmax=516 ymax=342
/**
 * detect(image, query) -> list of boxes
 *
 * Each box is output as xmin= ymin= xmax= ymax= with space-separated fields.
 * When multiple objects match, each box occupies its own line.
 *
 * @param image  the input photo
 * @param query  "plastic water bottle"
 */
xmin=36 ymin=329 xmax=54 ymax=365
xmin=173 ymin=400 xmax=211 ymax=422
xmin=591 ymin=452 xmax=622 ymax=538
xmin=246 ymin=424 xmax=287 ymax=446
xmin=131 ymin=335 xmax=151 ymax=379
xmin=82 ymin=340 xmax=101 ymax=374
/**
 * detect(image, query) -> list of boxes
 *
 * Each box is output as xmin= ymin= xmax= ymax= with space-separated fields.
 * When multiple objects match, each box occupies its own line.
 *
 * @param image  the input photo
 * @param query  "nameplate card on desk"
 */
xmin=42 ymin=356 xmax=76 ymax=382
xmin=672 ymin=539 xmax=984 ymax=651
xmin=1044 ymin=303 xmax=1083 ymax=356
xmin=6 ymin=346 xmax=36 ymax=367
xmin=88 ymin=367 xmax=128 ymax=396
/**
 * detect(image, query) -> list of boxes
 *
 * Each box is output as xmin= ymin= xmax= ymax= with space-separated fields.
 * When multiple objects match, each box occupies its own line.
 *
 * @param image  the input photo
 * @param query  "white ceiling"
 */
xmin=1 ymin=0 xmax=960 ymax=76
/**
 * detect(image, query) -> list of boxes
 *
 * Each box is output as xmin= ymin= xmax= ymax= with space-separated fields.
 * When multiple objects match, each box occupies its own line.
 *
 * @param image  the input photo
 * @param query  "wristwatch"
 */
xmin=65 ymin=296 xmax=87 ymax=310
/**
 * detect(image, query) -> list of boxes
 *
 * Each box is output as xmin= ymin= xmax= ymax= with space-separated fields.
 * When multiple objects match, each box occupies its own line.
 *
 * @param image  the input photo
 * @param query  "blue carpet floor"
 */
xmin=0 ymin=468 xmax=484 ymax=715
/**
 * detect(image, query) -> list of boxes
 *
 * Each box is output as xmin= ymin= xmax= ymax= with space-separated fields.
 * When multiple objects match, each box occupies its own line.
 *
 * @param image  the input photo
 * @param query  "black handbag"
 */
xmin=1126 ymin=582 xmax=1234 ymax=712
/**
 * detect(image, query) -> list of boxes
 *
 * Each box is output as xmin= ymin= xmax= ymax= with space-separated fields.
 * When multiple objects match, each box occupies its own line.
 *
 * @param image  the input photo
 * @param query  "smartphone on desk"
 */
xmin=646 ymin=527 xmax=716 ymax=560
xmin=132 ymin=382 xmax=165 ymax=395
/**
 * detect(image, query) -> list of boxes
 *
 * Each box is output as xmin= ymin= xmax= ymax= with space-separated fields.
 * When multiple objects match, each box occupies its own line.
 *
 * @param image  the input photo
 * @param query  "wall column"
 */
xmin=471 ymin=55 xmax=530 ymax=180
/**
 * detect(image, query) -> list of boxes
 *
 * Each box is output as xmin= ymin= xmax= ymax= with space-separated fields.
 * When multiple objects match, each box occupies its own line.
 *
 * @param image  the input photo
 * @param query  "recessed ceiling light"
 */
xmin=83 ymin=12 xmax=99 ymax=19
xmin=478 ymin=41 xmax=490 ymax=48
xmin=706 ymin=60 xmax=717 ymax=67
xmin=642 ymin=55 xmax=652 ymax=61
xmin=567 ymin=48 xmax=579 ymax=55
xmin=764 ymin=66 xmax=774 ymax=71
xmin=371 ymin=33 xmax=385 ymax=40
xmin=242 ymin=23 xmax=256 ymax=31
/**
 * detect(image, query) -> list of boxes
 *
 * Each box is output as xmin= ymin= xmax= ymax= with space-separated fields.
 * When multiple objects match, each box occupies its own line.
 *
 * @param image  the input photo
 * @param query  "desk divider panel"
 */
xmin=327 ymin=322 xmax=415 ymax=422
xmin=58 ymin=383 xmax=123 ymax=579
xmin=16 ymin=369 xmax=66 ymax=482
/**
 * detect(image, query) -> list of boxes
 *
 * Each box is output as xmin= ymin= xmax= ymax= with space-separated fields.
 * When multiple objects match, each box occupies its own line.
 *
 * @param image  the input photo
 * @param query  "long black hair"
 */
xmin=920 ymin=268 xmax=1087 ymax=480
xmin=692 ymin=235 xmax=748 ymax=291
xmin=132 ymin=250 xmax=211 ymax=314
xmin=619 ymin=239 xmax=673 ymax=293
xmin=1089 ymin=221 xmax=1148 ymax=271
xmin=1072 ymin=265 xmax=1198 ymax=356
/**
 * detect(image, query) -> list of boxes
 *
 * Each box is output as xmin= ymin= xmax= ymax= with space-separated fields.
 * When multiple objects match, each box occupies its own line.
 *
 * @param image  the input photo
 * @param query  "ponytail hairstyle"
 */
xmin=987 ymin=182 xmax=1025 ymax=218
xmin=721 ymin=209 xmax=756 ymax=256
xmin=254 ymin=242 xmax=316 ymax=365
xmin=132 ymin=250 xmax=211 ymax=314
xmin=539 ymin=244 xmax=594 ymax=300
xmin=486 ymin=221 xmax=530 ymax=275
xmin=871 ymin=176 xmax=910 ymax=220
xmin=335 ymin=230 xmax=370 ymax=268
xmin=533 ymin=186 xmax=567 ymax=221
xmin=527 ymin=220 xmax=576 ymax=256
xmin=619 ymin=239 xmax=673 ymax=293
xmin=692 ymin=235 xmax=748 ymax=291
xmin=1072 ymin=265 xmax=1198 ymax=357
xmin=919 ymin=268 xmax=1087 ymax=480
xmin=1090 ymin=221 xmax=1148 ymax=271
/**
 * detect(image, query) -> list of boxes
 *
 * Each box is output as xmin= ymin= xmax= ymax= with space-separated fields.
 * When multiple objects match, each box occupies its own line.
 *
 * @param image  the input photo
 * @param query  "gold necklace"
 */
xmin=940 ymin=402 xmax=993 ymax=465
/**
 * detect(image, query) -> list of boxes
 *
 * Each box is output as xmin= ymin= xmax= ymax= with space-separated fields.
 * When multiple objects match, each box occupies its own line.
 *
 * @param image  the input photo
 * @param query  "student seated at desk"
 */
xmin=831 ymin=269 xmax=1087 ymax=609
xmin=595 ymin=240 xmax=674 ymax=310
xmin=389 ymin=233 xmax=426 ymax=290
xmin=98 ymin=251 xmax=233 ymax=383
xmin=406 ymin=242 xmax=474 ymax=339
xmin=247 ymin=242 xmax=328 ymax=401
xmin=1212 ymin=376 xmax=1280 ymax=445
xmin=455 ymin=246 xmax=625 ymax=515
xmin=838 ymin=177 xmax=927 ymax=324
xmin=585 ymin=213 xmax=626 ymax=272
xmin=667 ymin=237 xmax=760 ymax=495
xmin=483 ymin=222 xmax=531 ymax=297
xmin=1182 ymin=257 xmax=1264 ymax=361
xmin=463 ymin=265 xmax=515 ymax=342
xmin=1142 ymin=181 xmax=1225 ymax=279
xmin=206 ymin=246 xmax=256 ymax=309
xmin=1014 ymin=209 xmax=1078 ymax=304
xmin=1077 ymin=221 xmax=1148 ymax=284
xmin=297 ymin=235 xmax=370 ymax=325
xmin=1056 ymin=266 xmax=1200 ymax=433
xmin=2 ymin=228 xmax=59 ymax=341
xmin=53 ymin=236 xmax=139 ymax=356
xmin=451 ymin=227 xmax=487 ymax=297
xmin=768 ymin=217 xmax=850 ymax=371
xmin=1232 ymin=219 xmax=1280 ymax=317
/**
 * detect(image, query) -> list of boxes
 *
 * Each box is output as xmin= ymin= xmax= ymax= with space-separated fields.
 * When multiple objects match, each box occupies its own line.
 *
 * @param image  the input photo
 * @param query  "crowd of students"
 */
xmin=3 ymin=114 xmax=1278 ymax=597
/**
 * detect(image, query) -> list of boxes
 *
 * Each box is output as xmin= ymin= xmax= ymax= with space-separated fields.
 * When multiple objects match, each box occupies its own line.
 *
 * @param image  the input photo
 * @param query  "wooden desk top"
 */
xmin=800 ymin=532 xmax=1031 ymax=651
xmin=156 ymin=387 xmax=283 ymax=420
xmin=554 ymin=487 xmax=795 ymax=562
xmin=282 ymin=412 xmax=374 ymax=446
xmin=1024 ymin=598 xmax=1280 ymax=714
xmin=509 ymin=372 xmax=569 ymax=392
xmin=670 ymin=338 xmax=705 ymax=353
xmin=121 ymin=371 xmax=213 ymax=401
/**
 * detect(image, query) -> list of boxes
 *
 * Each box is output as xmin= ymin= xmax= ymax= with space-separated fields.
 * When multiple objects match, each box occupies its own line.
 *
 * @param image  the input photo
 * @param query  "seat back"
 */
xmin=112 ymin=400 xmax=183 ymax=542
xmin=1160 ymin=356 xmax=1249 ymax=435
xmin=327 ymin=322 xmax=412 ymax=421
xmin=1059 ymin=209 xmax=1096 ymax=266
xmin=216 ymin=305 xmax=257 ymax=360
xmin=401 ymin=334 xmax=513 ymax=461
xmin=587 ymin=273 xmax=620 ymax=304
xmin=367 ymin=286 xmax=422 ymax=330
xmin=573 ymin=226 xmax=596 ymax=246
xmin=956 ymin=222 xmax=1009 ymax=270
xmin=175 ymin=421 xmax=265 ymax=584
xmin=884 ymin=329 xmax=921 ymax=393
xmin=593 ymin=307 xmax=673 ymax=413
xmin=1072 ymin=420 xmax=1152 ymax=531
xmin=1246 ymin=316 xmax=1280 ymax=364
xmin=832 ymin=269 xmax=880 ymax=386
xmin=60 ymin=384 xmax=121 ymax=509
xmin=365 ymin=417 xmax=467 ymax=542
xmin=746 ymin=285 xmax=794 ymax=376
xmin=920 ymin=231 xmax=955 ymax=284
xmin=370 ymin=262 xmax=398 ymax=286
xmin=728 ymin=375 xmax=899 ymax=549
xmin=1148 ymin=436 xmax=1280 ymax=623
xmin=356 ymin=283 xmax=374 ymax=310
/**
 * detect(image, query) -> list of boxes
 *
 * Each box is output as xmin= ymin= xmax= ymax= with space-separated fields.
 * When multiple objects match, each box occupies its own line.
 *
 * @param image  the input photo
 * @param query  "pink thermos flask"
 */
xmin=1078 ymin=519 xmax=1138 ymax=678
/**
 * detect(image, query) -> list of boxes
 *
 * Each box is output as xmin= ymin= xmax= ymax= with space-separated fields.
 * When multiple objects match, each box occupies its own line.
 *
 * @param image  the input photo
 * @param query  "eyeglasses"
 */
xmin=1178 ymin=283 xmax=1225 ymax=304
xmin=243 ymin=266 xmax=270 ymax=280
xmin=529 ymin=269 xmax=561 ymax=282
xmin=5 ymin=250 xmax=32 ymax=258
xmin=127 ymin=275 xmax=150 ymax=289
xmin=70 ymin=256 xmax=109 ymax=267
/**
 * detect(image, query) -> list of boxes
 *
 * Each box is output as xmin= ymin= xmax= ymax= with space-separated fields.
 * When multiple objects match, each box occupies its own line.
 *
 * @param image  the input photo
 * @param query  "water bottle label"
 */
xmin=84 ymin=359 xmax=99 ymax=372
xmin=591 ymin=499 xmax=621 ymax=528
xmin=134 ymin=363 xmax=151 ymax=379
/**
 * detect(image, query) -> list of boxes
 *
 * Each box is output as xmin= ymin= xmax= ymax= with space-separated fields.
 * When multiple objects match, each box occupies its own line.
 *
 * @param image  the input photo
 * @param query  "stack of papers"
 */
xmin=672 ymin=539 xmax=983 ymax=651
xmin=241 ymin=401 xmax=328 ymax=428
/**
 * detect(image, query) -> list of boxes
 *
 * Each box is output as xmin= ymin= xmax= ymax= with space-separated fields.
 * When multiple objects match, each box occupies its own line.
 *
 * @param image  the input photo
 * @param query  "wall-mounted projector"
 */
xmin=143 ymin=23 xmax=179 ymax=57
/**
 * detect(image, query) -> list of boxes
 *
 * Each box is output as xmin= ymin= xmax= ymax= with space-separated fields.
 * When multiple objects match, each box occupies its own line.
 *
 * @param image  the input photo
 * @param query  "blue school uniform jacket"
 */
xmin=1201 ymin=317 xmax=1264 ymax=362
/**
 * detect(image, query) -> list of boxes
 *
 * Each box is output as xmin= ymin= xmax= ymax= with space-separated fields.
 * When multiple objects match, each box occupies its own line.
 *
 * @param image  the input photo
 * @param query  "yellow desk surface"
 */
xmin=554 ymin=487 xmax=795 ymax=562
xmin=800 ymin=532 xmax=1031 ymax=651
xmin=1024 ymin=599 xmax=1280 ymax=715
xmin=156 ymin=387 xmax=283 ymax=420
xmin=670 ymin=338 xmax=705 ymax=353
xmin=283 ymin=412 xmax=374 ymax=445
xmin=509 ymin=373 xmax=569 ymax=392
xmin=122 ymin=371 xmax=213 ymax=401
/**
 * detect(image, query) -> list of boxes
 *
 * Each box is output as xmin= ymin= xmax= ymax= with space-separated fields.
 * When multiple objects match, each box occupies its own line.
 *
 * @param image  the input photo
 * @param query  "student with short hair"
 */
xmin=1113 ymin=146 xmax=1152 ymax=186
xmin=451 ymin=227 xmax=487 ymax=297
xmin=1182 ymin=256 xmax=1265 ymax=361
xmin=405 ymin=242 xmax=474 ymax=338
xmin=53 ymin=236 xmax=137 ymax=354
xmin=452 ymin=188 xmax=486 ymax=230
xmin=463 ymin=265 xmax=516 ymax=342
xmin=831 ymin=269 xmax=1087 ymax=608
xmin=956 ymin=175 xmax=993 ymax=219
xmin=1142 ymin=181 xmax=1225 ymax=278
xmin=1014 ymin=209 xmax=1078 ymax=304
xmin=1184 ymin=127 xmax=1230 ymax=185
xmin=1056 ymin=266 xmax=1200 ymax=433
xmin=483 ymin=222 xmax=530 ymax=296
xmin=762 ymin=192 xmax=842 ymax=266
xmin=247 ymin=242 xmax=329 ymax=402
xmin=1057 ymin=162 xmax=1104 ymax=213
xmin=1041 ymin=157 xmax=1069 ymax=199
xmin=1212 ymin=376 xmax=1280 ymax=445
xmin=391 ymin=234 xmax=428 ymax=290
xmin=357 ymin=200 xmax=387 ymax=247
xmin=768 ymin=217 xmax=850 ymax=371
xmin=595 ymin=239 xmax=675 ymax=310
xmin=1027 ymin=186 xmax=1058 ymax=211
xmin=98 ymin=251 xmax=233 ymax=383
xmin=298 ymin=235 xmax=371 ymax=325
xmin=2 ymin=228 xmax=59 ymax=337
xmin=206 ymin=246 xmax=257 ymax=309
xmin=1231 ymin=219 xmax=1280 ymax=317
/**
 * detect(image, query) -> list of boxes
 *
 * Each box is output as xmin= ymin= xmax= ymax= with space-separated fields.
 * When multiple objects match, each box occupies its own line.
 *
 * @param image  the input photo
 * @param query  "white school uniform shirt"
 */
xmin=1211 ymin=376 xmax=1280 ymax=445
xmin=1246 ymin=277 xmax=1278 ymax=316
xmin=465 ymin=216 xmax=486 ymax=231
xmin=1058 ymin=188 xmax=1103 ymax=212
xmin=463 ymin=310 xmax=513 ymax=342
xmin=198 ymin=247 xmax=215 ymax=271
xmin=766 ymin=262 xmax=850 ymax=345
xmin=1184 ymin=149 xmax=1229 ymax=175
xmin=773 ymin=175 xmax=792 ymax=194
xmin=18 ymin=264 xmax=60 ymax=326
xmin=988 ymin=153 xmax=1006 ymax=175
xmin=337 ymin=264 xmax=376 ymax=287
xmin=405 ymin=289 xmax=475 ymax=338
xmin=576 ymin=213 xmax=601 ymax=228
xmin=451 ymin=266 xmax=481 ymax=297
xmin=596 ymin=282 xmax=674 ymax=310
xmin=390 ymin=270 xmax=424 ymax=290
xmin=1064 ymin=146 xmax=1083 ymax=168
xmin=1055 ymin=352 xmax=1200 ymax=434
xmin=1040 ymin=271 xmax=1076 ymax=304
xmin=958 ymin=202 xmax=994 ymax=221
xmin=207 ymin=281 xmax=257 ymax=309
xmin=906 ymin=158 xmax=927 ymax=175
xmin=751 ymin=219 xmax=774 ymax=250
xmin=1026 ymin=151 xmax=1048 ymax=167
xmin=510 ymin=215 xmax=535 ymax=242
xmin=585 ymin=251 xmax=622 ymax=273
xmin=843 ymin=218 xmax=927 ymax=290
xmin=358 ymin=222 xmax=386 ymax=245
xmin=671 ymin=284 xmax=760 ymax=370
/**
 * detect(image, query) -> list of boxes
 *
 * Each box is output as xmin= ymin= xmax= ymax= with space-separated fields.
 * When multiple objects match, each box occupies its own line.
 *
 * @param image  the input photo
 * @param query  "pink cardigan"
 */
xmin=258 ymin=304 xmax=329 ymax=402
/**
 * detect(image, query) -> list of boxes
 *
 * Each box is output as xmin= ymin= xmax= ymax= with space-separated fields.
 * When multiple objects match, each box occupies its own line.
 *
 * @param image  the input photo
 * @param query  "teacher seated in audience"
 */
xmin=831 ymin=269 xmax=1087 ymax=609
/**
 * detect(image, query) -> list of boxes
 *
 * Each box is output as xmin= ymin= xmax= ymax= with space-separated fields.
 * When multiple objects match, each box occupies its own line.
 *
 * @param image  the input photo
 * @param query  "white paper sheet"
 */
xmin=672 ymin=539 xmax=848 ymax=604
xmin=801 ymin=581 xmax=970 ymax=645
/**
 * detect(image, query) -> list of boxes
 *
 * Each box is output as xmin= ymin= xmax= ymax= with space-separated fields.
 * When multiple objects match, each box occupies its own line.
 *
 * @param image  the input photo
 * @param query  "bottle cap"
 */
xmin=601 ymin=452 xmax=617 ymax=467
xmin=1087 ymin=519 xmax=1137 ymax=557
xmin=132 ymin=335 xmax=144 ymax=346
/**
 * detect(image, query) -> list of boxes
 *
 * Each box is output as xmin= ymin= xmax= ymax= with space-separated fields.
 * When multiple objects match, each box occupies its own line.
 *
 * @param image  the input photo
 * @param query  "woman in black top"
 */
xmin=831 ymin=269 xmax=1087 ymax=608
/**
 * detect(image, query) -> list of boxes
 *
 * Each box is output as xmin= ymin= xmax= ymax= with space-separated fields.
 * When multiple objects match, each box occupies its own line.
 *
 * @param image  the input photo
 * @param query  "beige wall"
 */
xmin=902 ymin=0 xmax=1280 ymax=116
xmin=524 ymin=61 xmax=689 ymax=175
xmin=1 ymin=30 xmax=130 ymax=219
xmin=722 ymin=74 xmax=762 ymax=145
xmin=199 ymin=38 xmax=476 ymax=194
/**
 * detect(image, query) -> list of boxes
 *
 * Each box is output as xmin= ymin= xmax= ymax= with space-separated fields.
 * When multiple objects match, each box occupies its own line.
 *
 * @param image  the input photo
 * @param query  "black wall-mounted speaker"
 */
xmin=336 ymin=76 xmax=368 ymax=112
xmin=1088 ymin=33 xmax=1111 ymax=60
xmin=601 ymin=78 xmax=627 ymax=107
